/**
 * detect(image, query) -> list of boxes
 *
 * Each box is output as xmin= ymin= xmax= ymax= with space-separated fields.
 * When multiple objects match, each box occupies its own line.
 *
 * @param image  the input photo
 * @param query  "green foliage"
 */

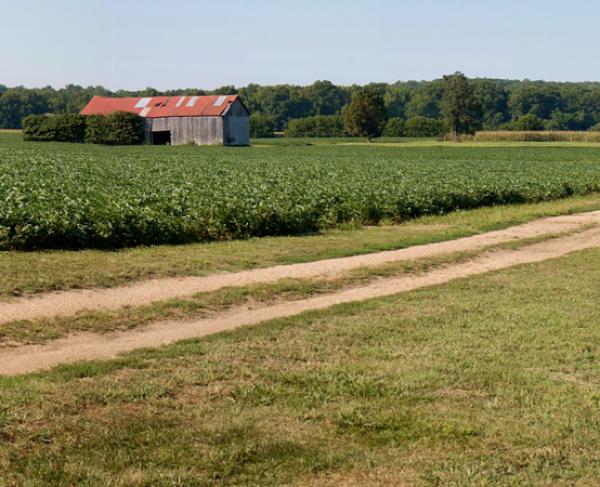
xmin=508 ymin=82 xmax=564 ymax=120
xmin=84 ymin=115 xmax=109 ymax=144
xmin=472 ymin=79 xmax=510 ymax=129
xmin=405 ymin=81 xmax=444 ymax=119
xmin=3 ymin=140 xmax=600 ymax=250
xmin=344 ymin=90 xmax=388 ymax=140
xmin=441 ymin=72 xmax=482 ymax=140
xmin=286 ymin=116 xmax=345 ymax=137
xmin=512 ymin=114 xmax=545 ymax=131
xmin=22 ymin=112 xmax=144 ymax=145
xmin=249 ymin=113 xmax=275 ymax=138
xmin=544 ymin=110 xmax=590 ymax=131
xmin=305 ymin=80 xmax=349 ymax=116
xmin=22 ymin=115 xmax=54 ymax=141
xmin=590 ymin=122 xmax=600 ymax=131
xmin=52 ymin=114 xmax=86 ymax=142
xmin=383 ymin=85 xmax=412 ymax=119
xmin=101 ymin=112 xmax=146 ymax=145
xmin=404 ymin=116 xmax=444 ymax=137
xmin=0 ymin=88 xmax=51 ymax=128
xmin=22 ymin=114 xmax=85 ymax=142
xmin=4 ymin=79 xmax=600 ymax=132
xmin=382 ymin=118 xmax=405 ymax=137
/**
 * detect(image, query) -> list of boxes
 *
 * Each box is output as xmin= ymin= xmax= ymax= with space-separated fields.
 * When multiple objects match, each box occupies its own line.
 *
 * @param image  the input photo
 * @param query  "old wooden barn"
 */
xmin=80 ymin=95 xmax=250 ymax=146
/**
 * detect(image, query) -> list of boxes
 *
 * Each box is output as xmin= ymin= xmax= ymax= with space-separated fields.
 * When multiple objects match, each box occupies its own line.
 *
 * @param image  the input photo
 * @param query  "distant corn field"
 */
xmin=471 ymin=131 xmax=600 ymax=143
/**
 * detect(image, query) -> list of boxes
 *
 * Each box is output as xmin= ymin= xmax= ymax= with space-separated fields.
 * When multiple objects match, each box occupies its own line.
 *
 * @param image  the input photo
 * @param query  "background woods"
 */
xmin=3 ymin=78 xmax=600 ymax=135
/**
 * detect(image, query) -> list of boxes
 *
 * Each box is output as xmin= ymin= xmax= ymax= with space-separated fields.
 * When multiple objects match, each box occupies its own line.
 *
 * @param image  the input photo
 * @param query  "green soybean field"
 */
xmin=2 ymin=135 xmax=600 ymax=250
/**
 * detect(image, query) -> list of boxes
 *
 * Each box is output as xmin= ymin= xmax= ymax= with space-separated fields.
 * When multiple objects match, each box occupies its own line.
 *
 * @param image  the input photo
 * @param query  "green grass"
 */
xmin=2 ymin=247 xmax=600 ymax=485
xmin=4 ymin=133 xmax=600 ymax=250
xmin=3 ymin=193 xmax=600 ymax=297
xmin=0 ymin=247 xmax=493 ymax=346
xmin=0 ymin=226 xmax=582 ymax=347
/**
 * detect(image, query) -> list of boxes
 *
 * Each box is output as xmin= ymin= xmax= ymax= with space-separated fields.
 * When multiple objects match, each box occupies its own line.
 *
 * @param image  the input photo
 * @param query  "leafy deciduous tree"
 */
xmin=441 ymin=72 xmax=482 ymax=141
xmin=344 ymin=90 xmax=388 ymax=141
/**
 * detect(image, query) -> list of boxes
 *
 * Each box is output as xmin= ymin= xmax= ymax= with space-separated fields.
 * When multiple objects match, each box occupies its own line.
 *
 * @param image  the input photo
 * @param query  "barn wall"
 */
xmin=223 ymin=116 xmax=250 ymax=146
xmin=222 ymin=99 xmax=250 ymax=145
xmin=144 ymin=119 xmax=153 ymax=143
xmin=149 ymin=117 xmax=224 ymax=145
xmin=227 ymin=99 xmax=250 ymax=116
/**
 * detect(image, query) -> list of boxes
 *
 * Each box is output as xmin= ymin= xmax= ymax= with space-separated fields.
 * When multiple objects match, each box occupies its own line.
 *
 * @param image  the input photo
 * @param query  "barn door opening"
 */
xmin=152 ymin=130 xmax=171 ymax=145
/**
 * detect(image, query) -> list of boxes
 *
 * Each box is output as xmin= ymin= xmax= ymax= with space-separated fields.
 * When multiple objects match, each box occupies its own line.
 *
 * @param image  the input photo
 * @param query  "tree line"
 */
xmin=3 ymin=76 xmax=600 ymax=134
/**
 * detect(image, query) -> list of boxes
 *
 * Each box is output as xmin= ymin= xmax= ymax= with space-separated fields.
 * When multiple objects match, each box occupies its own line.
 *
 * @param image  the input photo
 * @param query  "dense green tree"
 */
xmin=249 ymin=85 xmax=312 ymax=130
xmin=441 ymin=72 xmax=482 ymax=141
xmin=138 ymin=87 xmax=161 ymax=97
xmin=472 ymin=79 xmax=510 ymax=129
xmin=0 ymin=88 xmax=50 ymax=128
xmin=103 ymin=112 xmax=145 ymax=145
xmin=578 ymin=87 xmax=600 ymax=124
xmin=405 ymin=81 xmax=444 ymax=118
xmin=249 ymin=113 xmax=275 ymax=138
xmin=84 ymin=115 xmax=109 ymax=144
xmin=344 ymin=90 xmax=388 ymax=140
xmin=512 ymin=114 xmax=545 ymax=131
xmin=23 ymin=113 xmax=86 ymax=142
xmin=384 ymin=85 xmax=412 ymax=118
xmin=286 ymin=115 xmax=345 ymax=137
xmin=212 ymin=85 xmax=238 ymax=95
xmin=508 ymin=82 xmax=564 ymax=120
xmin=404 ymin=116 xmax=444 ymax=137
xmin=382 ymin=117 xmax=405 ymax=137
xmin=305 ymin=80 xmax=349 ymax=115
xmin=5 ymin=78 xmax=600 ymax=133
xmin=545 ymin=110 xmax=589 ymax=131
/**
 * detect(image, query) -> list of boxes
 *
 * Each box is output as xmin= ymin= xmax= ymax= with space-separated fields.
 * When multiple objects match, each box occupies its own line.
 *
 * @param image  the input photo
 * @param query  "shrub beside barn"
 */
xmin=80 ymin=95 xmax=250 ymax=146
xmin=23 ymin=112 xmax=146 ymax=145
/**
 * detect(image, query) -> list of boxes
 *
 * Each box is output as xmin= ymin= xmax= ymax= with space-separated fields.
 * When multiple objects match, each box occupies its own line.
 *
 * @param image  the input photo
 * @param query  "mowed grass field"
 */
xmin=3 ymin=245 xmax=600 ymax=485
xmin=3 ymin=135 xmax=600 ymax=485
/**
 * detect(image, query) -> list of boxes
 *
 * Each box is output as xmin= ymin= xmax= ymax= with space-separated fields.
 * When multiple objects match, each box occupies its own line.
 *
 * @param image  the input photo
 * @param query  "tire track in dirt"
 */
xmin=2 ymin=211 xmax=599 ymax=325
xmin=3 ymin=223 xmax=600 ymax=375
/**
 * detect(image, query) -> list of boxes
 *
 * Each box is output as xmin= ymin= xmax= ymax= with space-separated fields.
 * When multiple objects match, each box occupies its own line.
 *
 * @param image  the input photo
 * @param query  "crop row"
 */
xmin=2 ymin=142 xmax=600 ymax=250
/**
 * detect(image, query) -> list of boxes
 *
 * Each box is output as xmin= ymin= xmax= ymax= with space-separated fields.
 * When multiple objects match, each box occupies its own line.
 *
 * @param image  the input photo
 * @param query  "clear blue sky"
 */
xmin=2 ymin=0 xmax=599 ymax=90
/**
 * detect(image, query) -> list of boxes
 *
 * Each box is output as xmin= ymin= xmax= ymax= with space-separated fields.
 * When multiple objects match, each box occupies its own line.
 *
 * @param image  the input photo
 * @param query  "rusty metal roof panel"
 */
xmin=80 ymin=95 xmax=240 ymax=118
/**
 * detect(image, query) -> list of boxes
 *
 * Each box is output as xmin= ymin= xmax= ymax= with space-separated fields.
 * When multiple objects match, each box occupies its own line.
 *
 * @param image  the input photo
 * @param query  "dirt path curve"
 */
xmin=3 ymin=223 xmax=600 ymax=375
xmin=3 ymin=211 xmax=600 ymax=326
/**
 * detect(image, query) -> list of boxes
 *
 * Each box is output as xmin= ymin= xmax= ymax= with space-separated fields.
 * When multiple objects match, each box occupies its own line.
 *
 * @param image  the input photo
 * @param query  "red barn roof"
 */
xmin=80 ymin=95 xmax=241 ymax=118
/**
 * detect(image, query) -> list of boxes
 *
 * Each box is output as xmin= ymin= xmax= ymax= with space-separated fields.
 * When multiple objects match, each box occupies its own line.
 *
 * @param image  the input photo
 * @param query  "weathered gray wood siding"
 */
xmin=222 ymin=99 xmax=250 ymax=146
xmin=227 ymin=99 xmax=249 ymax=117
xmin=147 ymin=99 xmax=249 ymax=146
xmin=144 ymin=119 xmax=153 ymax=143
xmin=150 ymin=117 xmax=224 ymax=145
xmin=223 ymin=116 xmax=250 ymax=146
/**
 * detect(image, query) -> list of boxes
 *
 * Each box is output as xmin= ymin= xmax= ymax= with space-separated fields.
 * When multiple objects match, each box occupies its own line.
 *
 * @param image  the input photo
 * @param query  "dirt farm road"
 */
xmin=2 ymin=211 xmax=600 ymax=326
xmin=2 ymin=211 xmax=600 ymax=375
